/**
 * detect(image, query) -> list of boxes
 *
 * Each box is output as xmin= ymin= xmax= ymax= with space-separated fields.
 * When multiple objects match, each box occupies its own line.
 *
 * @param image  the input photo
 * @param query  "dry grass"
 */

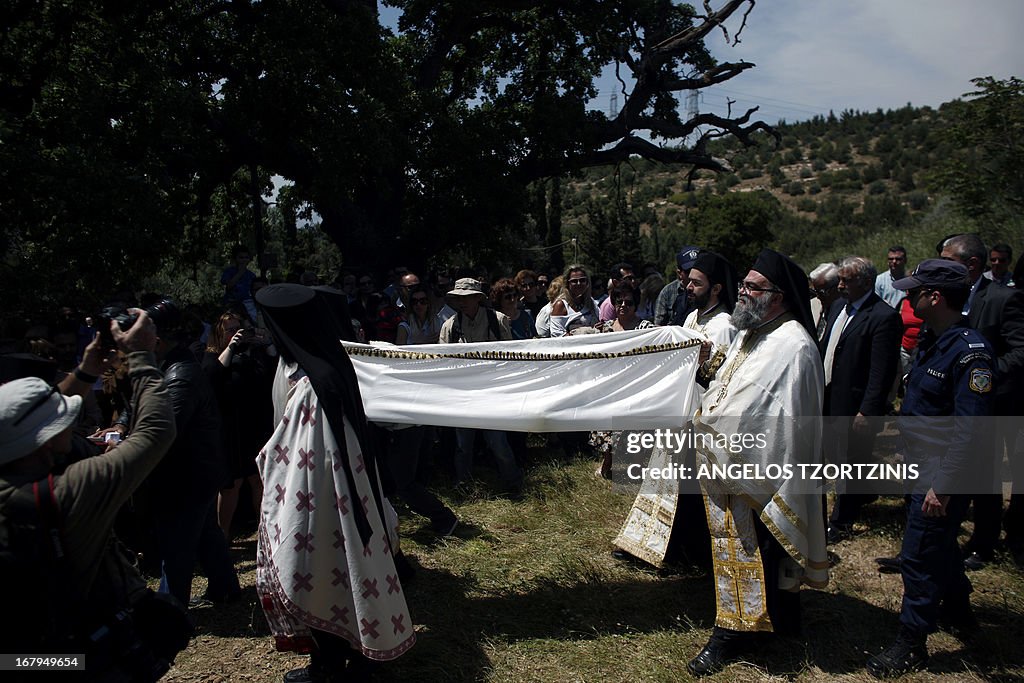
xmin=165 ymin=444 xmax=1024 ymax=683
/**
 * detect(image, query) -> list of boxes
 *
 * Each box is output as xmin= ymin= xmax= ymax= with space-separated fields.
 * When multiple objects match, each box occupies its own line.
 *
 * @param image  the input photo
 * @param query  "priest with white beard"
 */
xmin=687 ymin=249 xmax=829 ymax=677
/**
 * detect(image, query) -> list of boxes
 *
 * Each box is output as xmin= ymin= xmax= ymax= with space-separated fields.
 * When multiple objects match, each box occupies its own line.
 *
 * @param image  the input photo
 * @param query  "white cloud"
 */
xmin=692 ymin=0 xmax=1024 ymax=120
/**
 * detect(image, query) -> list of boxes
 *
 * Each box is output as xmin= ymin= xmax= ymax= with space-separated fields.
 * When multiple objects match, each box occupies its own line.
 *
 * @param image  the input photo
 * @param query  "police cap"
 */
xmin=892 ymin=259 xmax=970 ymax=291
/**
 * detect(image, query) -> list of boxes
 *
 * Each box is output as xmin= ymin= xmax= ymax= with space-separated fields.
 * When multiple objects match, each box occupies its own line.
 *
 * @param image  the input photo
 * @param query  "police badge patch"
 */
xmin=969 ymin=368 xmax=993 ymax=394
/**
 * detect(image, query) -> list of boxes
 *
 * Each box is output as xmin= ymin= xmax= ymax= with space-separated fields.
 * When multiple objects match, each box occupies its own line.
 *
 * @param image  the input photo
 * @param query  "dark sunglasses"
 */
xmin=411 ymin=297 xmax=429 ymax=305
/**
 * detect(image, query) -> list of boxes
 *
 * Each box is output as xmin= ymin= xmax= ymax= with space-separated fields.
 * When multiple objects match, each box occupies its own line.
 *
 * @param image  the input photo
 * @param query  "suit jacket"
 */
xmin=820 ymin=292 xmax=902 ymax=417
xmin=967 ymin=277 xmax=1024 ymax=407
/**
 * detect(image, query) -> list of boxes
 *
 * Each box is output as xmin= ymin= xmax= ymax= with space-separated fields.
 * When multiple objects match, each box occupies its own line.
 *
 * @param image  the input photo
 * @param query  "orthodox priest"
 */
xmin=684 ymin=250 xmax=739 ymax=354
xmin=254 ymin=284 xmax=415 ymax=683
xmin=687 ymin=249 xmax=829 ymax=676
xmin=611 ymin=251 xmax=738 ymax=569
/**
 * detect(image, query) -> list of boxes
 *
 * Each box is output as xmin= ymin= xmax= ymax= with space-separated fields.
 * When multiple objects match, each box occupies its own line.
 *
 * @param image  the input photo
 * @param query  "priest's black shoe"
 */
xmin=686 ymin=629 xmax=751 ymax=677
xmin=687 ymin=642 xmax=728 ymax=677
xmin=283 ymin=664 xmax=335 ymax=683
xmin=866 ymin=629 xmax=928 ymax=678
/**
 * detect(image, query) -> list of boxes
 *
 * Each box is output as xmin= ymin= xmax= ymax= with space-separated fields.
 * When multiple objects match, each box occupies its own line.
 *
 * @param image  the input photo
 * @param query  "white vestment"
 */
xmin=611 ymin=308 xmax=737 ymax=567
xmin=696 ymin=314 xmax=829 ymax=630
xmin=256 ymin=371 xmax=414 ymax=660
xmin=684 ymin=305 xmax=737 ymax=349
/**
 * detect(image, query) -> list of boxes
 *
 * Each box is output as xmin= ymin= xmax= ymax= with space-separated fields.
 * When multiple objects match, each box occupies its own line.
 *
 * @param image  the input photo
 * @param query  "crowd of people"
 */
xmin=1 ymin=234 xmax=1023 ymax=680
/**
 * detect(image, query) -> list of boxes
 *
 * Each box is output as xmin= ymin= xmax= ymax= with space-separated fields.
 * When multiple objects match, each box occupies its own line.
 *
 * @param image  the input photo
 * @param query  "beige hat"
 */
xmin=447 ymin=278 xmax=486 ymax=297
xmin=0 ymin=377 xmax=82 ymax=466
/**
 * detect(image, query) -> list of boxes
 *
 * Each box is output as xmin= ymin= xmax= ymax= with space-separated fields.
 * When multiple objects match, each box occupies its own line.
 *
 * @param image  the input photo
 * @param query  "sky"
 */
xmin=590 ymin=0 xmax=1024 ymax=124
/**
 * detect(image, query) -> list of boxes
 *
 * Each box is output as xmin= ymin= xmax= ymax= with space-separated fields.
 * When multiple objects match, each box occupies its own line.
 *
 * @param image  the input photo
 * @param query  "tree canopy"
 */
xmin=1 ymin=0 xmax=771 ymax=311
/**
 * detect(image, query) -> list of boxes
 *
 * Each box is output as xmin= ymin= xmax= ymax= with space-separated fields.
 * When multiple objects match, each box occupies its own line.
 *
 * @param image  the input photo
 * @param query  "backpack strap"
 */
xmin=485 ymin=308 xmax=501 ymax=341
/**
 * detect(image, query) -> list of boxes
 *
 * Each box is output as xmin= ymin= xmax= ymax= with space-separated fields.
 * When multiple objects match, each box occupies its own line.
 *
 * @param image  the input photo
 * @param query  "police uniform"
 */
xmin=897 ymin=321 xmax=994 ymax=637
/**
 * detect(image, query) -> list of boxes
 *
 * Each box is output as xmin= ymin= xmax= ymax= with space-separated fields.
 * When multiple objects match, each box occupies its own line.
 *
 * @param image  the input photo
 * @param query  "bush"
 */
xmin=797 ymin=198 xmax=817 ymax=212
xmin=740 ymin=168 xmax=764 ymax=180
xmin=799 ymin=167 xmax=813 ymax=179
xmin=786 ymin=181 xmax=805 ymax=196
xmin=808 ymin=183 xmax=822 ymax=195
xmin=868 ymin=180 xmax=888 ymax=195
xmin=907 ymin=191 xmax=929 ymax=211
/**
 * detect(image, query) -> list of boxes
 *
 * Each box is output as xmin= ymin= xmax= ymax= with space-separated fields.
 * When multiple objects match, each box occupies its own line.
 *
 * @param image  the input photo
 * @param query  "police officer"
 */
xmin=867 ymin=259 xmax=994 ymax=678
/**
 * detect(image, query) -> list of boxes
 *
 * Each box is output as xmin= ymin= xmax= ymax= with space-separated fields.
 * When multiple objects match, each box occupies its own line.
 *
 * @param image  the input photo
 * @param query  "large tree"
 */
xmin=932 ymin=76 xmax=1024 ymax=230
xmin=1 ymin=0 xmax=771 ymax=311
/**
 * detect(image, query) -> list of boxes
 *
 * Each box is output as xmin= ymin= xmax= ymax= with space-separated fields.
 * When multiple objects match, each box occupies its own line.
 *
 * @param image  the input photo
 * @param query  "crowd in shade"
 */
xmin=1 ymin=234 xmax=1023 ymax=681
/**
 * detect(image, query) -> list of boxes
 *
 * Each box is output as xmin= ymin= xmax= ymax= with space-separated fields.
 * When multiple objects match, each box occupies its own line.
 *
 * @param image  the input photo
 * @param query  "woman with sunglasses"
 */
xmin=549 ymin=264 xmax=600 ymax=337
xmin=590 ymin=283 xmax=654 ymax=478
xmin=491 ymin=277 xmax=535 ymax=340
xmin=396 ymin=284 xmax=441 ymax=345
xmin=598 ymin=283 xmax=655 ymax=333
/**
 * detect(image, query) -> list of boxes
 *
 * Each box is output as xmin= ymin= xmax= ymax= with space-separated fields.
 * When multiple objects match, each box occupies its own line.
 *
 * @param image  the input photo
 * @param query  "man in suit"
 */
xmin=820 ymin=256 xmax=903 ymax=541
xmin=940 ymin=234 xmax=1024 ymax=568
xmin=809 ymin=262 xmax=841 ymax=342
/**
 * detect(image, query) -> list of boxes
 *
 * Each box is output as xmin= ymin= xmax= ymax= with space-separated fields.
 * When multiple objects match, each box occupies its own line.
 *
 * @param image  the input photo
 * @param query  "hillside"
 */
xmin=557 ymin=99 xmax=1020 ymax=271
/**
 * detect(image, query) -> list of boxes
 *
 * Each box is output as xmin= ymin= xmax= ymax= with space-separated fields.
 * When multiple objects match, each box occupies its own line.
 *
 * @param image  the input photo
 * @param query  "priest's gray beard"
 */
xmin=730 ymin=292 xmax=772 ymax=330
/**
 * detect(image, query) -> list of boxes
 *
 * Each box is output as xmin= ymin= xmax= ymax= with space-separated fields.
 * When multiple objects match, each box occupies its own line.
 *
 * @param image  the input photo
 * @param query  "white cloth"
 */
xmin=343 ymin=327 xmax=702 ymax=432
xmin=696 ymin=315 xmax=829 ymax=588
xmin=256 ymin=373 xmax=414 ymax=660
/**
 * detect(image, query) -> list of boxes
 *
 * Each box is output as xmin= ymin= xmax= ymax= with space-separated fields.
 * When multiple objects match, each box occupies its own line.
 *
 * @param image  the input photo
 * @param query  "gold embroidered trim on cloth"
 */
xmin=612 ymin=445 xmax=681 ymax=568
xmin=770 ymin=493 xmax=808 ymax=537
xmin=345 ymin=338 xmax=702 ymax=362
xmin=611 ymin=494 xmax=679 ymax=568
xmin=704 ymin=493 xmax=774 ymax=633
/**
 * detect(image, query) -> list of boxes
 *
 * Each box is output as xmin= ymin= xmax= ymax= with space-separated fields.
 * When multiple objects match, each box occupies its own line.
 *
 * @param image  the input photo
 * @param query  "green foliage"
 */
xmin=931 ymin=76 xmax=1024 ymax=227
xmin=1 ymin=0 xmax=769 ymax=312
xmin=686 ymin=191 xmax=780 ymax=267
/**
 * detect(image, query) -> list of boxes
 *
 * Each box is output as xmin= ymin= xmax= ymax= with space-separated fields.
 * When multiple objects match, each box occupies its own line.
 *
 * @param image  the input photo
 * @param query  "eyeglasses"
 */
xmin=811 ymin=284 xmax=836 ymax=297
xmin=358 ymin=280 xmax=373 ymax=286
xmin=520 ymin=281 xmax=536 ymax=288
xmin=622 ymin=274 xmax=639 ymax=282
xmin=13 ymin=385 xmax=61 ymax=427
xmin=568 ymin=278 xmax=588 ymax=286
xmin=616 ymin=300 xmax=636 ymax=307
xmin=502 ymin=293 xmax=517 ymax=300
xmin=739 ymin=281 xmax=782 ymax=294
xmin=411 ymin=297 xmax=429 ymax=305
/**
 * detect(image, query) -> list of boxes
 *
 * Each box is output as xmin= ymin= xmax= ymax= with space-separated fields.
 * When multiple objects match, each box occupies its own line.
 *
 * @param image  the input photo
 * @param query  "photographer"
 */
xmin=0 ymin=312 xmax=191 ymax=678
xmin=201 ymin=312 xmax=275 ymax=540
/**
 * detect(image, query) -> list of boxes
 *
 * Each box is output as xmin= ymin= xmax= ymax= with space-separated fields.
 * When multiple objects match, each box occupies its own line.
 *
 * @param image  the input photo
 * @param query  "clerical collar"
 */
xmin=697 ymin=302 xmax=721 ymax=319
xmin=754 ymin=311 xmax=787 ymax=331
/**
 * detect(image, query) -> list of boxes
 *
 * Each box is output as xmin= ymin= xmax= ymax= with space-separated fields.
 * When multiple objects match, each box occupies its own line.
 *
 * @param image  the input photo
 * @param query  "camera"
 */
xmin=98 ymin=298 xmax=180 ymax=348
